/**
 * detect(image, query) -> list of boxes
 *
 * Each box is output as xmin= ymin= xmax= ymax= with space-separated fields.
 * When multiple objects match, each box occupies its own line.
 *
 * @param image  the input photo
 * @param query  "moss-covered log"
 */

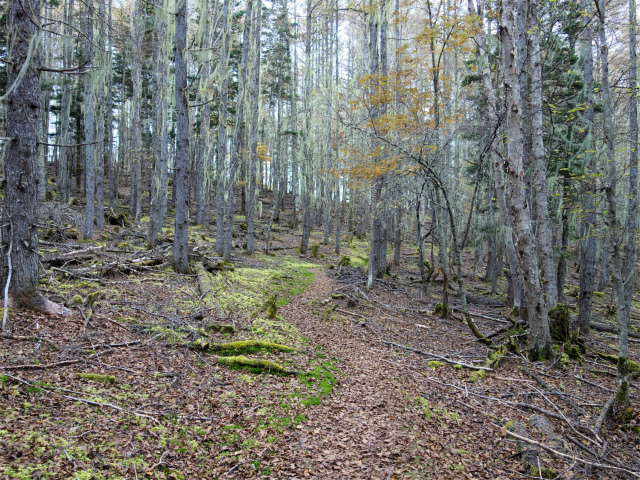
xmin=191 ymin=339 xmax=297 ymax=355
xmin=216 ymin=355 xmax=293 ymax=374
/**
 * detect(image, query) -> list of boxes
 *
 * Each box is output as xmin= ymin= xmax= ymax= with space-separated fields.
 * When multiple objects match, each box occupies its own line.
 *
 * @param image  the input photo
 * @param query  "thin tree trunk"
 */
xmin=173 ymin=0 xmax=190 ymax=273
xmin=83 ymin=0 xmax=96 ymax=238
xmin=529 ymin=0 xmax=557 ymax=307
xmin=224 ymin=0 xmax=255 ymax=261
xmin=246 ymin=0 xmax=263 ymax=255
xmin=216 ymin=0 xmax=231 ymax=253
xmin=577 ymin=0 xmax=596 ymax=334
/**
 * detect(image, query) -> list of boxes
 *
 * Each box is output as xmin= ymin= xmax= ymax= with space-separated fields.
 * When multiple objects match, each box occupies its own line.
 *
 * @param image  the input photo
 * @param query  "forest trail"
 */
xmin=265 ymin=269 xmax=499 ymax=480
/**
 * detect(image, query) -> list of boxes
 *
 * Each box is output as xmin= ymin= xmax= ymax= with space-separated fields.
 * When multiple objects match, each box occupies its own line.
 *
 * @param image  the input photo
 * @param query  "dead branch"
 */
xmin=520 ymin=366 xmax=550 ymax=389
xmin=502 ymin=425 xmax=640 ymax=477
xmin=595 ymin=394 xmax=616 ymax=438
xmin=381 ymin=340 xmax=493 ymax=371
xmin=1 ymin=359 xmax=80 ymax=370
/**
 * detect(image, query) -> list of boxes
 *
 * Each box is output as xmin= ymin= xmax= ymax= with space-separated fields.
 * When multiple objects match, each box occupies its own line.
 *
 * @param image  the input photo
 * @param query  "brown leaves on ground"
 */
xmin=0 ymin=226 xmax=639 ymax=479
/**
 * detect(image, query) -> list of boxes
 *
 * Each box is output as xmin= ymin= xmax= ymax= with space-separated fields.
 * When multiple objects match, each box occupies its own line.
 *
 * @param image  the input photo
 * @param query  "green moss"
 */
xmin=453 ymin=364 xmax=463 ymax=370
xmin=434 ymin=303 xmax=450 ymax=319
xmin=264 ymin=295 xmax=278 ymax=319
xmin=72 ymin=294 xmax=83 ymax=305
xmin=338 ymin=255 xmax=351 ymax=267
xmin=75 ymin=373 xmax=117 ymax=385
xmin=598 ymin=353 xmax=640 ymax=373
xmin=217 ymin=355 xmax=291 ymax=375
xmin=530 ymin=466 xmax=556 ymax=479
xmin=251 ymin=316 xmax=305 ymax=346
xmin=549 ymin=303 xmax=571 ymax=342
xmin=192 ymin=339 xmax=297 ymax=355
xmin=205 ymin=324 xmax=235 ymax=334
xmin=298 ymin=363 xmax=339 ymax=406
xmin=594 ymin=291 xmax=605 ymax=298
xmin=85 ymin=291 xmax=100 ymax=306
xmin=310 ymin=244 xmax=319 ymax=259
xmin=428 ymin=361 xmax=445 ymax=369
xmin=468 ymin=369 xmax=487 ymax=383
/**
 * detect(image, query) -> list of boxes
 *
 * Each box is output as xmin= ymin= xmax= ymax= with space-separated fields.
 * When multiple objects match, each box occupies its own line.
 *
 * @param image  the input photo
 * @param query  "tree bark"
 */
xmin=500 ymin=0 xmax=552 ymax=360
xmin=2 ymin=0 xmax=42 ymax=307
xmin=173 ymin=0 xmax=190 ymax=273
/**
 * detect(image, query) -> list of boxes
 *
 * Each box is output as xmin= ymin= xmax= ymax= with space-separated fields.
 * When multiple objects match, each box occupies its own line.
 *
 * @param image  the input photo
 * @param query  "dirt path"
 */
xmin=266 ymin=269 xmax=474 ymax=479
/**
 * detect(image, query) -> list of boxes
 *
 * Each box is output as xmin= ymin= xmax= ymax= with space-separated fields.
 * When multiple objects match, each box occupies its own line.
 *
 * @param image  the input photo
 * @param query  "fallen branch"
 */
xmin=595 ymin=394 xmax=616 ymax=438
xmin=381 ymin=340 xmax=493 ymax=372
xmin=1 ymin=359 xmax=80 ymax=371
xmin=1 ymin=334 xmax=59 ymax=350
xmin=501 ymin=425 xmax=640 ymax=477
xmin=520 ymin=366 xmax=549 ymax=389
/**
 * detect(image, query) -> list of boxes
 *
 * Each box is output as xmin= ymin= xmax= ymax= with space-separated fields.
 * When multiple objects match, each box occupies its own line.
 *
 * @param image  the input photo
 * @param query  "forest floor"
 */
xmin=1 ymin=200 xmax=640 ymax=479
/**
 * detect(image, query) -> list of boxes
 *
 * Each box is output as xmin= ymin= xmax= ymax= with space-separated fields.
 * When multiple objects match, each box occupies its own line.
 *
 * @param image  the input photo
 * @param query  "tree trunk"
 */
xmin=224 ymin=0 xmax=255 ymax=261
xmin=577 ymin=0 xmax=596 ymax=334
xmin=2 ymin=0 xmax=42 ymax=309
xmin=528 ymin=0 xmax=557 ymax=308
xmin=500 ymin=0 xmax=552 ymax=360
xmin=246 ymin=0 xmax=263 ymax=255
xmin=173 ymin=0 xmax=190 ymax=273
xmin=83 ymin=0 xmax=96 ymax=239
xmin=129 ymin=0 xmax=143 ymax=222
xmin=216 ymin=0 xmax=231 ymax=253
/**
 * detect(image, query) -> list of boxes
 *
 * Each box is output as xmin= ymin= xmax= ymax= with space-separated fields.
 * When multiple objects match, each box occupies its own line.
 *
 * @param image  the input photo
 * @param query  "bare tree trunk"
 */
xmin=528 ymin=0 xmax=557 ymax=307
xmin=500 ymin=0 xmax=552 ymax=360
xmin=577 ymin=0 xmax=596 ymax=334
xmin=224 ymin=0 xmax=255 ymax=261
xmin=216 ymin=0 xmax=231 ymax=253
xmin=173 ymin=0 xmax=190 ymax=273
xmin=300 ymin=0 xmax=313 ymax=255
xmin=615 ymin=0 xmax=638 ymax=407
xmin=58 ymin=0 xmax=74 ymax=204
xmin=246 ymin=0 xmax=263 ymax=255
xmin=83 ymin=0 xmax=96 ymax=238
xmin=148 ymin=0 xmax=169 ymax=245
xmin=2 ymin=0 xmax=42 ymax=308
xmin=129 ymin=0 xmax=143 ymax=222
xmin=95 ymin=0 xmax=106 ymax=231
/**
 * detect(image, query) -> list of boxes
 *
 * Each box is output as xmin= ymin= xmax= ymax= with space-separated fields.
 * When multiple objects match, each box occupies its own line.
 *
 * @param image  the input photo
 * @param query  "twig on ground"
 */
xmin=519 ymin=366 xmax=549 ymax=389
xmin=501 ymin=425 xmax=640 ymax=477
xmin=381 ymin=340 xmax=492 ymax=371
xmin=1 ymin=359 xmax=80 ymax=370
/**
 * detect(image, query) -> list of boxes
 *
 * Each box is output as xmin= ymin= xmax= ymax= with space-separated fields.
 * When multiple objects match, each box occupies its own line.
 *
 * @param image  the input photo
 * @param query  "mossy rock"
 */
xmin=71 ymin=295 xmax=83 ymax=305
xmin=434 ymin=303 xmax=450 ymax=319
xmin=549 ymin=303 xmax=571 ymax=343
xmin=205 ymin=324 xmax=236 ymax=334
xmin=85 ymin=291 xmax=100 ymax=306
xmin=75 ymin=373 xmax=117 ymax=385
xmin=217 ymin=355 xmax=292 ymax=374
xmin=311 ymin=244 xmax=319 ymax=259
xmin=338 ymin=255 xmax=351 ymax=267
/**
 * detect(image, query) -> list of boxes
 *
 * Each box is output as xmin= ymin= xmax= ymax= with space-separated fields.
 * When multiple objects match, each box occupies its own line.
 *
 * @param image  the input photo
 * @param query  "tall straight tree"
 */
xmin=216 ymin=0 xmax=231 ymax=253
xmin=500 ymin=0 xmax=552 ymax=360
xmin=84 ymin=0 xmax=96 ymax=238
xmin=577 ymin=0 xmax=596 ymax=334
xmin=148 ymin=0 xmax=170 ymax=245
xmin=224 ymin=0 xmax=255 ymax=261
xmin=1 ymin=0 xmax=41 ymax=311
xmin=129 ymin=0 xmax=143 ymax=222
xmin=246 ymin=0 xmax=263 ymax=255
xmin=528 ymin=0 xmax=557 ymax=308
xmin=173 ymin=0 xmax=190 ymax=273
